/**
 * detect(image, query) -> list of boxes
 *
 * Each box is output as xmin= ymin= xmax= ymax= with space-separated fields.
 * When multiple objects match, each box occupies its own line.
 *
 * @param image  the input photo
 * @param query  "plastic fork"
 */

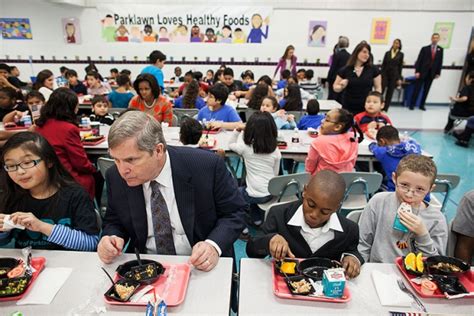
xmin=397 ymin=278 xmax=427 ymax=312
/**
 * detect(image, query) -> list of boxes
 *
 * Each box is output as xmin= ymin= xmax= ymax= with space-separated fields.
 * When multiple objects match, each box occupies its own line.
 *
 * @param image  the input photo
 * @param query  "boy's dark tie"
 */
xmin=150 ymin=180 xmax=176 ymax=255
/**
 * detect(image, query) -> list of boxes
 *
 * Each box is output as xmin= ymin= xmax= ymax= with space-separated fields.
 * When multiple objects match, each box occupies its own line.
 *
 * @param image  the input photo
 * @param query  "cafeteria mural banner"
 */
xmin=370 ymin=18 xmax=390 ymax=44
xmin=97 ymin=5 xmax=272 ymax=44
xmin=0 ymin=18 xmax=32 ymax=40
xmin=433 ymin=22 xmax=454 ymax=49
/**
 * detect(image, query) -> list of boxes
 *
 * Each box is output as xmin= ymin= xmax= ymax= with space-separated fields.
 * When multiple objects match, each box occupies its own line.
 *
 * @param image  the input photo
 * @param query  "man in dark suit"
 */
xmin=410 ymin=33 xmax=444 ymax=110
xmin=97 ymin=111 xmax=246 ymax=271
xmin=327 ymin=36 xmax=351 ymax=102
xmin=246 ymin=170 xmax=363 ymax=279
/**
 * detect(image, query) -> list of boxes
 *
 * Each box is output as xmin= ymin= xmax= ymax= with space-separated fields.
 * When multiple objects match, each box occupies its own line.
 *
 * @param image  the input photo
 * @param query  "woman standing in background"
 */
xmin=381 ymin=39 xmax=404 ymax=111
xmin=273 ymin=45 xmax=297 ymax=80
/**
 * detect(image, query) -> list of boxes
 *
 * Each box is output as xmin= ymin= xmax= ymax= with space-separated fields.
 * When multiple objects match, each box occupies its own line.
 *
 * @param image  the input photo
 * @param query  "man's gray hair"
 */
xmin=108 ymin=111 xmax=167 ymax=153
xmin=338 ymin=36 xmax=349 ymax=49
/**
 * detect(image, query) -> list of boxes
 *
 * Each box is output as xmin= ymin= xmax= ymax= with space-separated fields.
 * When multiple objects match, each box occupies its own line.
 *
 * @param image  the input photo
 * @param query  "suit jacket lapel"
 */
xmin=127 ymin=185 xmax=148 ymax=252
xmin=168 ymin=147 xmax=195 ymax=246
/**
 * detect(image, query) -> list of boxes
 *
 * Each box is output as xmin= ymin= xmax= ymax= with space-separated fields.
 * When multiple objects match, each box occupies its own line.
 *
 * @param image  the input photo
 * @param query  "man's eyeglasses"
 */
xmin=3 ymin=159 xmax=42 ymax=172
xmin=396 ymin=183 xmax=427 ymax=197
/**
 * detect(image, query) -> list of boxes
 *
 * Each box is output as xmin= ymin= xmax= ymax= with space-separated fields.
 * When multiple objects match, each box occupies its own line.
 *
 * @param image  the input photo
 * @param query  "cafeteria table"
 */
xmin=0 ymin=249 xmax=234 ymax=315
xmin=238 ymin=258 xmax=474 ymax=316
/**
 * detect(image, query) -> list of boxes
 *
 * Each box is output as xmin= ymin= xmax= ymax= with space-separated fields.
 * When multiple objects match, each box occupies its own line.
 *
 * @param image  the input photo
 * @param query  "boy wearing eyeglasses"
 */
xmin=358 ymin=154 xmax=448 ymax=263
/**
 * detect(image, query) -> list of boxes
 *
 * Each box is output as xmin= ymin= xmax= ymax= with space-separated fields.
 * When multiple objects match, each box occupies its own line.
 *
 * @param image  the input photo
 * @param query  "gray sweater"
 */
xmin=358 ymin=192 xmax=448 ymax=263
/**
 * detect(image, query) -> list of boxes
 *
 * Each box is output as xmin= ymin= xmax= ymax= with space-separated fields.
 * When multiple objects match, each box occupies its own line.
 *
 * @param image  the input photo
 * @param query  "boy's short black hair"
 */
xmin=367 ymin=90 xmax=384 ymax=103
xmin=86 ymin=71 xmax=100 ymax=80
xmin=376 ymin=125 xmax=400 ymax=143
xmin=110 ymin=68 xmax=119 ymax=73
xmin=0 ymin=63 xmax=11 ymax=72
xmin=297 ymin=68 xmax=306 ymax=74
xmin=305 ymin=69 xmax=314 ymax=80
xmin=65 ymin=69 xmax=78 ymax=78
xmin=120 ymin=69 xmax=131 ymax=76
xmin=116 ymin=74 xmax=131 ymax=86
xmin=306 ymin=99 xmax=320 ymax=115
xmin=209 ymin=83 xmax=229 ymax=105
xmin=60 ymin=66 xmax=68 ymax=73
xmin=185 ymin=71 xmax=194 ymax=78
xmin=281 ymin=69 xmax=291 ymax=80
xmin=179 ymin=118 xmax=203 ymax=145
xmin=91 ymin=95 xmax=109 ymax=106
xmin=223 ymin=67 xmax=234 ymax=77
xmin=26 ymin=90 xmax=45 ymax=102
xmin=241 ymin=70 xmax=254 ymax=80
xmin=149 ymin=50 xmax=166 ymax=64
xmin=193 ymin=71 xmax=203 ymax=81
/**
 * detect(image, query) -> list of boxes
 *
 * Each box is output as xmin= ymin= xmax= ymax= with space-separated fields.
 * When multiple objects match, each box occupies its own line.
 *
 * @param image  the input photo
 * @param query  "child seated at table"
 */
xmin=276 ymin=69 xmax=291 ymax=90
xmin=260 ymin=96 xmax=296 ymax=130
xmin=25 ymin=91 xmax=45 ymax=123
xmin=297 ymin=99 xmax=325 ymax=130
xmin=66 ymin=69 xmax=88 ymax=95
xmin=179 ymin=117 xmax=203 ymax=146
xmin=107 ymin=74 xmax=134 ymax=109
xmin=452 ymin=190 xmax=474 ymax=263
xmin=86 ymin=72 xmax=112 ymax=96
xmin=369 ymin=125 xmax=421 ymax=191
xmin=278 ymin=83 xmax=303 ymax=111
xmin=173 ymin=79 xmax=206 ymax=109
xmin=1 ymin=87 xmax=30 ymax=123
xmin=0 ymin=132 xmax=99 ymax=250
xmin=198 ymin=83 xmax=243 ymax=130
xmin=305 ymin=108 xmax=362 ymax=175
xmin=89 ymin=95 xmax=115 ymax=126
xmin=229 ymin=111 xmax=281 ymax=230
xmin=354 ymin=91 xmax=392 ymax=139
xmin=358 ymin=155 xmax=448 ymax=263
xmin=246 ymin=170 xmax=363 ymax=279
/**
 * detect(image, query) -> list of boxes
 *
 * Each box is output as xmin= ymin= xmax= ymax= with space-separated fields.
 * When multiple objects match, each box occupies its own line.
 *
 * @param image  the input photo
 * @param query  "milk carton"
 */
xmin=322 ymin=268 xmax=346 ymax=298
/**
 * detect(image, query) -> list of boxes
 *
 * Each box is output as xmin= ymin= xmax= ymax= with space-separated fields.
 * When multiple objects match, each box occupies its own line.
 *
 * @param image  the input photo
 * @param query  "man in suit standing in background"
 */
xmin=410 ymin=33 xmax=444 ymax=110
xmin=97 ymin=111 xmax=246 ymax=271
xmin=327 ymin=36 xmax=351 ymax=102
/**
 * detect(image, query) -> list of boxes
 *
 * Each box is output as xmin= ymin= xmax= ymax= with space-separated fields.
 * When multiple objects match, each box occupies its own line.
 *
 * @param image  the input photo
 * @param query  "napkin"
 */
xmin=2 ymin=215 xmax=25 ymax=231
xmin=371 ymin=270 xmax=412 ymax=307
xmin=17 ymin=267 xmax=72 ymax=305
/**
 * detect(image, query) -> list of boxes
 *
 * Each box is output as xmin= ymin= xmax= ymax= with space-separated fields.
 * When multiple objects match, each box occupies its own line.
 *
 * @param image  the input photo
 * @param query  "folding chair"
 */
xmin=108 ymin=107 xmax=126 ymax=119
xmin=431 ymin=174 xmax=460 ymax=214
xmin=446 ymin=220 xmax=456 ymax=257
xmin=346 ymin=210 xmax=363 ymax=224
xmin=173 ymin=108 xmax=199 ymax=124
xmin=447 ymin=102 xmax=470 ymax=134
xmin=257 ymin=173 xmax=310 ymax=219
xmin=97 ymin=157 xmax=115 ymax=179
xmin=340 ymin=172 xmax=383 ymax=214
xmin=172 ymin=114 xmax=179 ymax=127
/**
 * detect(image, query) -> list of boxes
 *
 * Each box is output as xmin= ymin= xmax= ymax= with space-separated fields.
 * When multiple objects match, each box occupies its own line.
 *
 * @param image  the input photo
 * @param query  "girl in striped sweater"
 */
xmin=0 ymin=132 xmax=99 ymax=251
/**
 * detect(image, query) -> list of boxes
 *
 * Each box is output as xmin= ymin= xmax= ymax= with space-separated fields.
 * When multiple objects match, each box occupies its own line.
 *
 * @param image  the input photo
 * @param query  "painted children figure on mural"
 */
xmin=101 ymin=14 xmax=116 ymax=42
xmin=65 ymin=23 xmax=76 ymax=43
xmin=233 ymin=28 xmax=246 ymax=44
xmin=171 ymin=24 xmax=189 ymax=43
xmin=115 ymin=24 xmax=129 ymax=42
xmin=247 ymin=14 xmax=269 ymax=43
xmin=218 ymin=25 xmax=232 ymax=43
xmin=129 ymin=26 xmax=142 ymax=43
xmin=205 ymin=28 xmax=217 ymax=43
xmin=158 ymin=26 xmax=170 ymax=42
xmin=143 ymin=24 xmax=157 ymax=42
xmin=308 ymin=24 xmax=326 ymax=47
xmin=190 ymin=25 xmax=204 ymax=42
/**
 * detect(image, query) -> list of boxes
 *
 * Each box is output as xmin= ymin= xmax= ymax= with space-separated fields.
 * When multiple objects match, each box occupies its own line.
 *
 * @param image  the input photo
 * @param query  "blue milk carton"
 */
xmin=322 ymin=268 xmax=346 ymax=298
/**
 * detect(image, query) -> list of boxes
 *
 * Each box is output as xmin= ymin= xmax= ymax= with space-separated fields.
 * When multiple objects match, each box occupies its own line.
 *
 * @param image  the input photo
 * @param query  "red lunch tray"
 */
xmin=82 ymin=137 xmax=106 ymax=146
xmin=271 ymin=261 xmax=351 ymax=303
xmin=199 ymin=139 xmax=217 ymax=149
xmin=0 ymin=257 xmax=46 ymax=302
xmin=4 ymin=125 xmax=29 ymax=131
xmin=205 ymin=128 xmax=222 ymax=135
xmin=395 ymin=257 xmax=474 ymax=299
xmin=104 ymin=262 xmax=191 ymax=307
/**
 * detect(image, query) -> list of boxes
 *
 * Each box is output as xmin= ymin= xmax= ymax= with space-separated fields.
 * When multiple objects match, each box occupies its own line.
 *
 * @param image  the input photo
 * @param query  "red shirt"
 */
xmin=35 ymin=119 xmax=96 ymax=198
xmin=129 ymin=95 xmax=173 ymax=125
xmin=354 ymin=111 xmax=393 ymax=133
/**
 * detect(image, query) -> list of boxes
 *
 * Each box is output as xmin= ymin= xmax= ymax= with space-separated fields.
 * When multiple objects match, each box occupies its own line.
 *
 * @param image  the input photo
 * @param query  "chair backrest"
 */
xmin=268 ymin=173 xmax=310 ymax=201
xmin=97 ymin=157 xmax=115 ymax=179
xmin=432 ymin=174 xmax=460 ymax=213
xmin=286 ymin=111 xmax=304 ymax=123
xmin=95 ymin=208 xmax=103 ymax=231
xmin=173 ymin=108 xmax=199 ymax=124
xmin=446 ymin=219 xmax=457 ymax=257
xmin=346 ymin=210 xmax=363 ymax=224
xmin=172 ymin=114 xmax=178 ymax=127
xmin=265 ymin=200 xmax=299 ymax=221
xmin=108 ymin=107 xmax=126 ymax=119
xmin=340 ymin=172 xmax=383 ymax=200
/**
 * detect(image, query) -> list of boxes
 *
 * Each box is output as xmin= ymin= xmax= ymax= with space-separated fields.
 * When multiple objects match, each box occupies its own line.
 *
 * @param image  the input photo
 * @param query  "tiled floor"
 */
xmin=233 ymin=104 xmax=473 ymax=264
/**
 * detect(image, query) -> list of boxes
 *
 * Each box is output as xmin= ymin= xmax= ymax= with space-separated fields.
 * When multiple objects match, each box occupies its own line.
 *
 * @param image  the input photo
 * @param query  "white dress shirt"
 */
xmin=142 ymin=151 xmax=221 ymax=256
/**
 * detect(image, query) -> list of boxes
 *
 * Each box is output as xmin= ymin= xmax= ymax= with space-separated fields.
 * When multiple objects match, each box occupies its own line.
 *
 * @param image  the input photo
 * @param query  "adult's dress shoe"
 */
xmin=420 ymin=106 xmax=426 ymax=111
xmin=455 ymin=140 xmax=469 ymax=148
xmin=409 ymin=106 xmax=414 ymax=110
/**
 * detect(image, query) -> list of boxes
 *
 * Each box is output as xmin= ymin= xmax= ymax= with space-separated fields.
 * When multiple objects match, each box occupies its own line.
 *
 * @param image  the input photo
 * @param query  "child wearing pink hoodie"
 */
xmin=305 ymin=108 xmax=363 ymax=174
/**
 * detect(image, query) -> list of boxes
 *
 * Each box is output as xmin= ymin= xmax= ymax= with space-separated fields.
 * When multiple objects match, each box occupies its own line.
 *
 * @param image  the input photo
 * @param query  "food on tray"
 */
xmin=0 ymin=277 xmax=29 ymax=296
xmin=290 ymin=279 xmax=312 ymax=294
xmin=82 ymin=135 xmax=104 ymax=142
xmin=280 ymin=262 xmax=297 ymax=275
xmin=421 ymin=278 xmax=437 ymax=295
xmin=430 ymin=262 xmax=462 ymax=273
xmin=7 ymin=265 xmax=25 ymax=279
xmin=199 ymin=136 xmax=215 ymax=148
xmin=404 ymin=252 xmax=424 ymax=273
xmin=114 ymin=283 xmax=136 ymax=301
xmin=130 ymin=263 xmax=157 ymax=281
xmin=431 ymin=274 xmax=468 ymax=296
